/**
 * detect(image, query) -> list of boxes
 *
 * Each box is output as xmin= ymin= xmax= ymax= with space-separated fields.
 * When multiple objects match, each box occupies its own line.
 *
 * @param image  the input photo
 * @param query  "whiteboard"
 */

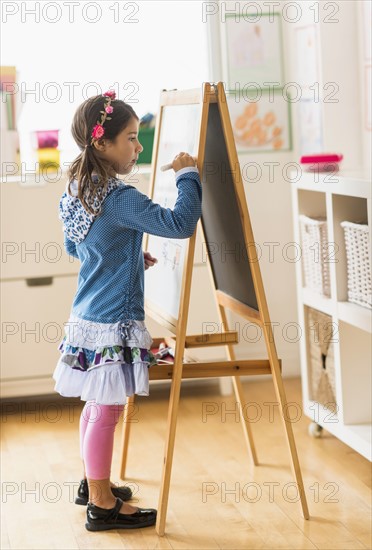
xmin=145 ymin=102 xmax=201 ymax=323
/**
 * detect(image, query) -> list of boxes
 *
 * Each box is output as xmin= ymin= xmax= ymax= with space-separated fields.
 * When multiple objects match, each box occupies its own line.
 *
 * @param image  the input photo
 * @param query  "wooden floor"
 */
xmin=1 ymin=378 xmax=371 ymax=549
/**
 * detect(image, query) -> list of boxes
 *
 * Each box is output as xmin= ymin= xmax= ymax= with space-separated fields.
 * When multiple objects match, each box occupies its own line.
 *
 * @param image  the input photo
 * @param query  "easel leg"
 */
xmin=231 ymin=376 xmax=259 ymax=465
xmin=265 ymin=334 xmax=310 ymax=519
xmin=155 ymin=361 xmax=183 ymax=536
xmin=119 ymin=394 xmax=135 ymax=480
xmin=219 ymin=306 xmax=259 ymax=465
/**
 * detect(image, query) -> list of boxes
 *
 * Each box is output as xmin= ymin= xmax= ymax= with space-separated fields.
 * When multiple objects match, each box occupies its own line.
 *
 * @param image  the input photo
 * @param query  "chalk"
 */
xmin=155 ymin=346 xmax=174 ymax=359
xmin=160 ymin=156 xmax=197 ymax=172
xmin=160 ymin=163 xmax=173 ymax=172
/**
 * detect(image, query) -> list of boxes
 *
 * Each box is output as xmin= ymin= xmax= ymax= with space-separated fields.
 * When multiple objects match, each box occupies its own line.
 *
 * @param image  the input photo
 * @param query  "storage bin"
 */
xmin=299 ymin=215 xmax=331 ymax=297
xmin=340 ymin=221 xmax=371 ymax=309
xmin=307 ymin=307 xmax=337 ymax=412
xmin=32 ymin=129 xmax=59 ymax=149
xmin=37 ymin=147 xmax=60 ymax=170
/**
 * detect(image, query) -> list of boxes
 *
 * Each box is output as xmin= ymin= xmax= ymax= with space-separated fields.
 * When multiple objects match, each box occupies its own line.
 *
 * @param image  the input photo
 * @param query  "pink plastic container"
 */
xmin=33 ymin=130 xmax=59 ymax=149
xmin=300 ymin=153 xmax=343 ymax=172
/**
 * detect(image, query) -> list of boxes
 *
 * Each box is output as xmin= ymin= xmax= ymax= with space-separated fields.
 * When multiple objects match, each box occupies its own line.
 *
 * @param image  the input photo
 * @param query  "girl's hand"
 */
xmin=144 ymin=251 xmax=158 ymax=270
xmin=172 ymin=152 xmax=197 ymax=172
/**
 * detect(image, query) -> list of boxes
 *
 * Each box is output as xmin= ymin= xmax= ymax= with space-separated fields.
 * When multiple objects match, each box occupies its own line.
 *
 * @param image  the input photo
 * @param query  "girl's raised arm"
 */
xmin=114 ymin=168 xmax=202 ymax=239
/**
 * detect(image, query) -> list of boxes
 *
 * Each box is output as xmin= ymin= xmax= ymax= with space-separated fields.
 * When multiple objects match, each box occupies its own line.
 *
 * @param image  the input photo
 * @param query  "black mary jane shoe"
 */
xmin=85 ymin=497 xmax=157 ymax=531
xmin=75 ymin=478 xmax=132 ymax=505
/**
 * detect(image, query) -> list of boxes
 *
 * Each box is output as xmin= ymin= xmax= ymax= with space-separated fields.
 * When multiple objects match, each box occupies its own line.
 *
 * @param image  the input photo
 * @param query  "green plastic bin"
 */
xmin=137 ymin=127 xmax=155 ymax=164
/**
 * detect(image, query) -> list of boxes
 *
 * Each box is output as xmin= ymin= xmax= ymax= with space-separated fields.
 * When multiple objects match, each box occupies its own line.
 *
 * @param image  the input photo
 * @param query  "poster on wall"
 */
xmin=224 ymin=12 xmax=284 ymax=89
xmin=295 ymin=25 xmax=320 ymax=92
xmin=227 ymin=88 xmax=292 ymax=153
xmin=298 ymin=98 xmax=324 ymax=154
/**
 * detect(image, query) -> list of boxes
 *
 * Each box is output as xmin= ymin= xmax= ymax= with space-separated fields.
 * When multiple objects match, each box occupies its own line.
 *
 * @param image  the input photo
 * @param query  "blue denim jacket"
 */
xmin=60 ymin=167 xmax=202 ymax=323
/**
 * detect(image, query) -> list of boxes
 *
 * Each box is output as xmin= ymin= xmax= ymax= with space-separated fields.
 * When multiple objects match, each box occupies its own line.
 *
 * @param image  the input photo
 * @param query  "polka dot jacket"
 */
xmin=59 ymin=167 xmax=202 ymax=324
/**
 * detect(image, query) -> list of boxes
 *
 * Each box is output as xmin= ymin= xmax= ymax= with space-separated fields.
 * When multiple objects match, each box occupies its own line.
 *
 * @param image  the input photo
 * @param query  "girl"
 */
xmin=52 ymin=91 xmax=202 ymax=532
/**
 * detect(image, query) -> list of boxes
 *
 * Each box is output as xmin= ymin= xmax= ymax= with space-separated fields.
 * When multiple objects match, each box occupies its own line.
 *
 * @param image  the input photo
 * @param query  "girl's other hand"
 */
xmin=144 ymin=251 xmax=158 ymax=270
xmin=172 ymin=152 xmax=197 ymax=172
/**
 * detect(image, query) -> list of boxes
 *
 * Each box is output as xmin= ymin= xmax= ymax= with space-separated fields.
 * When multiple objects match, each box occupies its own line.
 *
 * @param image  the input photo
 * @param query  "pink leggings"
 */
xmin=79 ymin=400 xmax=125 ymax=479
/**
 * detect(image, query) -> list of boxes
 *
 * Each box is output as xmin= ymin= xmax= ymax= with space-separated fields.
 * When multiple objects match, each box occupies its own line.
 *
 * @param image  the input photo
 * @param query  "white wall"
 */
xmin=357 ymin=0 xmax=372 ymax=176
xmin=1 ymin=1 xmax=209 ymax=168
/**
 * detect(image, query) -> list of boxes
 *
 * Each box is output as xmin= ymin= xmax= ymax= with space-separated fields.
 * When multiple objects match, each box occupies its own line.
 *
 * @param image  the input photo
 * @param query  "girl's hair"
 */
xmin=68 ymin=95 xmax=138 ymax=216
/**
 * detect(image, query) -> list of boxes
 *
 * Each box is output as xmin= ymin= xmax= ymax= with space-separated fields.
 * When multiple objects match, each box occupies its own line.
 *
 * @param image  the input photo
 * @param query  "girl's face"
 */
xmin=96 ymin=117 xmax=143 ymax=176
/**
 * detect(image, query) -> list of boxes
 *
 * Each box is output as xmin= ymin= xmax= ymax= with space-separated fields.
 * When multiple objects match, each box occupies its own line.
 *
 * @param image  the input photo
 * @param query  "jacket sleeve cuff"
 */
xmin=175 ymin=166 xmax=199 ymax=179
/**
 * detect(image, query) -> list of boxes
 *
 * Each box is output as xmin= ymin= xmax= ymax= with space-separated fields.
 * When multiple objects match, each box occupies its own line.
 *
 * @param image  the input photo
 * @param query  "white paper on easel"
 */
xmin=145 ymin=103 xmax=201 ymax=321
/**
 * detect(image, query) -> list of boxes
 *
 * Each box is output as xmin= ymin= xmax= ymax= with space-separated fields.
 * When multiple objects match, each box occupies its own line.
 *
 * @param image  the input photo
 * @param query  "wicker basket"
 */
xmin=307 ymin=308 xmax=337 ymax=413
xmin=299 ymin=215 xmax=331 ymax=297
xmin=340 ymin=221 xmax=371 ymax=309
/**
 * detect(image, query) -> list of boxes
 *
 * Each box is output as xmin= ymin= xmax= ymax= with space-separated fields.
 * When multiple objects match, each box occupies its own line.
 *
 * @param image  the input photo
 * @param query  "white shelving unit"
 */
xmin=291 ymin=170 xmax=371 ymax=461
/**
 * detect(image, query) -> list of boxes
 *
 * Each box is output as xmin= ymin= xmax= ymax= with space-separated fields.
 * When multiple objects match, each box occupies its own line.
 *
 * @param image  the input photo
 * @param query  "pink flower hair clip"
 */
xmin=91 ymin=90 xmax=116 ymax=144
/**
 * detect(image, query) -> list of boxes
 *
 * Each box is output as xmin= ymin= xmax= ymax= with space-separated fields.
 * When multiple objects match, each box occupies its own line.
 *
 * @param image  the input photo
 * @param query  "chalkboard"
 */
xmin=139 ymin=85 xmax=310 ymax=535
xmin=201 ymin=102 xmax=259 ymax=311
xmin=145 ymin=100 xmax=202 ymax=324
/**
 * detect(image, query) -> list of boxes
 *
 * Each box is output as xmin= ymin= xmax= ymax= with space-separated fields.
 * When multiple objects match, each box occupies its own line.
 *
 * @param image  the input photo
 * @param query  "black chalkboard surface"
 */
xmin=201 ymin=102 xmax=259 ymax=311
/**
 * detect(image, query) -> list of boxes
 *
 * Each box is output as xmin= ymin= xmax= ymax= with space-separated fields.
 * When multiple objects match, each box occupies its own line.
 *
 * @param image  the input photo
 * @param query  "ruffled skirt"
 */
xmin=52 ymin=314 xmax=158 ymax=405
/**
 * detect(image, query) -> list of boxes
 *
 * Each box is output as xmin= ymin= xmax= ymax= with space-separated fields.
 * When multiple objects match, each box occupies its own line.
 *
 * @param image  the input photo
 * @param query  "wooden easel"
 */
xmin=120 ymin=82 xmax=309 ymax=536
